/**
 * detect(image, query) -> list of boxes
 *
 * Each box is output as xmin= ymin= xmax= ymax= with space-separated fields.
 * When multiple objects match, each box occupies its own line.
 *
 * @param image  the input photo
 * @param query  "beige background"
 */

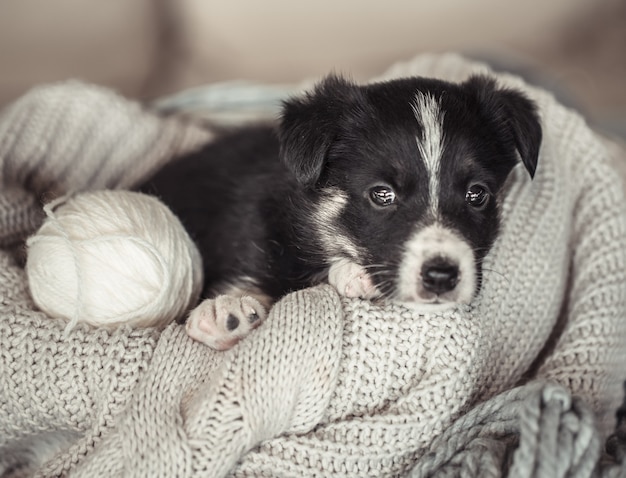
xmin=0 ymin=0 xmax=624 ymax=136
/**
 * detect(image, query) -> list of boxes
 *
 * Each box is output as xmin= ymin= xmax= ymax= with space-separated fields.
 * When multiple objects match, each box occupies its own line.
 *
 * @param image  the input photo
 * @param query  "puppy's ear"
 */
xmin=279 ymin=75 xmax=358 ymax=187
xmin=465 ymin=75 xmax=542 ymax=179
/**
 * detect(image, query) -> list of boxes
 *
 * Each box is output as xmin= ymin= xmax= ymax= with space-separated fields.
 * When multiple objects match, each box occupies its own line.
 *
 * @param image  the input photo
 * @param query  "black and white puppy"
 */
xmin=139 ymin=74 xmax=542 ymax=350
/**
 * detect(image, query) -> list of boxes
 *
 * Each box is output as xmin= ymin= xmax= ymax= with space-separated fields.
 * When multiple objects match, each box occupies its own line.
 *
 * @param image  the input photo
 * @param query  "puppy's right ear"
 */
xmin=279 ymin=75 xmax=357 ymax=187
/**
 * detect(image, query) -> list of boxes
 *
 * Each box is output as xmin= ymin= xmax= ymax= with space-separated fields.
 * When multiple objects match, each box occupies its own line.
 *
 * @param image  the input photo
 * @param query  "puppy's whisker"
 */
xmin=374 ymin=277 xmax=398 ymax=294
xmin=481 ymin=267 xmax=509 ymax=284
xmin=364 ymin=268 xmax=388 ymax=274
xmin=363 ymin=262 xmax=387 ymax=267
xmin=369 ymin=273 xmax=393 ymax=283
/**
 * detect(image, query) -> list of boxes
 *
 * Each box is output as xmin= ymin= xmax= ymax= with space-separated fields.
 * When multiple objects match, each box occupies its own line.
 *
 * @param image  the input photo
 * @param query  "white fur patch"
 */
xmin=397 ymin=223 xmax=476 ymax=304
xmin=411 ymin=92 xmax=445 ymax=216
xmin=216 ymin=279 xmax=273 ymax=310
xmin=186 ymin=294 xmax=268 ymax=350
xmin=313 ymin=188 xmax=363 ymax=261
xmin=328 ymin=258 xmax=380 ymax=299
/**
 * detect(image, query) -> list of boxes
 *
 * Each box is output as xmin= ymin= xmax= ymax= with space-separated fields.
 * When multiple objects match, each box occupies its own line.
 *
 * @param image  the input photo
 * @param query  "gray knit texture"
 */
xmin=1 ymin=54 xmax=625 ymax=477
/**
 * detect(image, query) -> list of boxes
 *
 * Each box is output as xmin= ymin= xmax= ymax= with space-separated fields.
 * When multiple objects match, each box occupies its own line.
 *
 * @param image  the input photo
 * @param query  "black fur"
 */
xmin=138 ymin=74 xmax=542 ymax=305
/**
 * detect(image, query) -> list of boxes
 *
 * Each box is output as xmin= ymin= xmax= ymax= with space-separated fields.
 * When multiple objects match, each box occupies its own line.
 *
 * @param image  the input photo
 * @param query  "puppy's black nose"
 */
xmin=421 ymin=260 xmax=459 ymax=295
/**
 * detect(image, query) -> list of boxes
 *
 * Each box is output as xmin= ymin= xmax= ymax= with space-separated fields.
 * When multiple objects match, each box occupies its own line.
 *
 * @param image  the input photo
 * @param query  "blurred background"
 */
xmin=0 ymin=0 xmax=624 ymax=137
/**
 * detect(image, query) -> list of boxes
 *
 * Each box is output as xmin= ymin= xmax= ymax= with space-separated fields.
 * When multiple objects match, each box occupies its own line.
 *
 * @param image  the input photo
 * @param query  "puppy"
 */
xmin=139 ymin=74 xmax=542 ymax=350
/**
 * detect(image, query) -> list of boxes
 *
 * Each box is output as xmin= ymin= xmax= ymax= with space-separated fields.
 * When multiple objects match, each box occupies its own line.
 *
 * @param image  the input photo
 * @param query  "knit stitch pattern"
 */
xmin=1 ymin=54 xmax=625 ymax=477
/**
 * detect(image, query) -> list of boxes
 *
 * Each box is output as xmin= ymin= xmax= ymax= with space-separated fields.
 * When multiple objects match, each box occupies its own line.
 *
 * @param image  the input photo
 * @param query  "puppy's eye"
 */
xmin=465 ymin=184 xmax=490 ymax=209
xmin=369 ymin=186 xmax=396 ymax=207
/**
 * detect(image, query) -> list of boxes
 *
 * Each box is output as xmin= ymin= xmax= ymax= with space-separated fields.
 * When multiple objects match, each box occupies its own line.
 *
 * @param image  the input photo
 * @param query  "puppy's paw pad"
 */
xmin=328 ymin=260 xmax=380 ymax=299
xmin=226 ymin=314 xmax=240 ymax=331
xmin=186 ymin=295 xmax=267 ymax=350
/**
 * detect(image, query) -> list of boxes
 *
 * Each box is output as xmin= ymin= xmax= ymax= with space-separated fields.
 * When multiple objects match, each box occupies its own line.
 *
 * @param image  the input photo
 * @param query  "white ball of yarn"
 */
xmin=26 ymin=190 xmax=203 ymax=329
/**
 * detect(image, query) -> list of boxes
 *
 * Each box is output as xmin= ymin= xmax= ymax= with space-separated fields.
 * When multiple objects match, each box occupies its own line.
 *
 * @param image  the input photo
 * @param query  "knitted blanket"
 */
xmin=1 ymin=54 xmax=625 ymax=477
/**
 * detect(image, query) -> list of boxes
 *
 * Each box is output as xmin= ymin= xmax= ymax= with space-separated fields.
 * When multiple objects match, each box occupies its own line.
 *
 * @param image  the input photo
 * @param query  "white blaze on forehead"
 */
xmin=313 ymin=187 xmax=363 ymax=261
xmin=397 ymin=223 xmax=476 ymax=304
xmin=410 ymin=92 xmax=445 ymax=216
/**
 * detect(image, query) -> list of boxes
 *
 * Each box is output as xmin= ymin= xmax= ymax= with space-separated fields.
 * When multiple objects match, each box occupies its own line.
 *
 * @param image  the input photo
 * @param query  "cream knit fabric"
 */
xmin=1 ymin=54 xmax=625 ymax=477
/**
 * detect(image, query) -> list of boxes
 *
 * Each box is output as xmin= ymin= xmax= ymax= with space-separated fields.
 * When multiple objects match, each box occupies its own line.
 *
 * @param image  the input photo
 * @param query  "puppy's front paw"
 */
xmin=186 ymin=295 xmax=267 ymax=350
xmin=328 ymin=259 xmax=380 ymax=299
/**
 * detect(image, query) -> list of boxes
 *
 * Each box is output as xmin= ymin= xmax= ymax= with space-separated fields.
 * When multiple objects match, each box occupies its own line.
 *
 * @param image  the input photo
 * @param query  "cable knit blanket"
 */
xmin=1 ymin=54 xmax=626 ymax=477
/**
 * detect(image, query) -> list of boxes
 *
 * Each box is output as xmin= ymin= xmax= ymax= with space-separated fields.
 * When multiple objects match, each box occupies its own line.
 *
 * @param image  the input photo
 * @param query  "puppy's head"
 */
xmin=280 ymin=74 xmax=542 ymax=304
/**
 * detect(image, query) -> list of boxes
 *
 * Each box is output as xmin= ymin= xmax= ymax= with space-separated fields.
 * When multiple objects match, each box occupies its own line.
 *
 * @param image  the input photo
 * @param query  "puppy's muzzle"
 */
xmin=398 ymin=224 xmax=477 ymax=304
xmin=421 ymin=258 xmax=459 ymax=295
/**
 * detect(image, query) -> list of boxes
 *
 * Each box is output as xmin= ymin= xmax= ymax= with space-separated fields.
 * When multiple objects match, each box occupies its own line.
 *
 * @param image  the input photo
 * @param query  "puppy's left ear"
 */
xmin=279 ymin=75 xmax=360 ymax=187
xmin=466 ymin=75 xmax=543 ymax=179
xmin=497 ymin=88 xmax=542 ymax=179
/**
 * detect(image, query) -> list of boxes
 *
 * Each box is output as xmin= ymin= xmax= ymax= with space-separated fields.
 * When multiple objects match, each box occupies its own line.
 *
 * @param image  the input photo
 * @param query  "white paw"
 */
xmin=185 ymin=295 xmax=267 ymax=350
xmin=328 ymin=259 xmax=380 ymax=299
